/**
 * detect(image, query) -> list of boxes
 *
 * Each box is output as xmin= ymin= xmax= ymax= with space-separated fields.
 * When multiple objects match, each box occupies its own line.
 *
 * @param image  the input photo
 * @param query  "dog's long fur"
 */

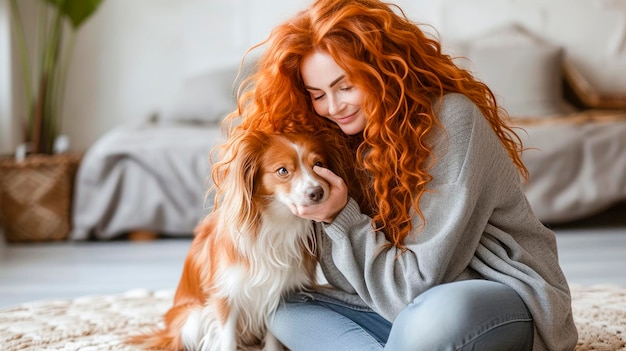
xmin=128 ymin=130 xmax=350 ymax=351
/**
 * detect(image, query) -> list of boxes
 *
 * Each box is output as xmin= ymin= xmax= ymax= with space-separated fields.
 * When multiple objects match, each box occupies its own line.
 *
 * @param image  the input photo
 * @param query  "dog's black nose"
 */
xmin=307 ymin=186 xmax=324 ymax=202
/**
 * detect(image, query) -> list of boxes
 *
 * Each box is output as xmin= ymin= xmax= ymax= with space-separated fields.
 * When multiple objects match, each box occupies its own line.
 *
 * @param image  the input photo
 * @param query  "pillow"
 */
xmin=160 ymin=65 xmax=240 ymax=125
xmin=454 ymin=24 xmax=574 ymax=118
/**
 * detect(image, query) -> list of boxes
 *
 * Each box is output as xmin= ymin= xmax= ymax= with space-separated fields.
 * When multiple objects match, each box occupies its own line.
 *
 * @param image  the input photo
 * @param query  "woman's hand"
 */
xmin=289 ymin=166 xmax=348 ymax=223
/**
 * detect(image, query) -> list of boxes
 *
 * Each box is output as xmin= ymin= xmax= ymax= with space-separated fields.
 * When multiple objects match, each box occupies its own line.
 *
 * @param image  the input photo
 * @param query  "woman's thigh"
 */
xmin=385 ymin=280 xmax=534 ymax=351
xmin=267 ymin=296 xmax=391 ymax=351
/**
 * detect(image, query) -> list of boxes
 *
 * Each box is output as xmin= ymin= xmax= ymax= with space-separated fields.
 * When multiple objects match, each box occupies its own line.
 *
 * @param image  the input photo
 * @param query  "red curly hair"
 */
xmin=222 ymin=0 xmax=528 ymax=250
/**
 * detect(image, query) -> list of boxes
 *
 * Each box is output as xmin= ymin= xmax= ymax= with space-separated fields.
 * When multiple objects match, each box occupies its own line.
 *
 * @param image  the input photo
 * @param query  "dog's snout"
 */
xmin=307 ymin=186 xmax=324 ymax=202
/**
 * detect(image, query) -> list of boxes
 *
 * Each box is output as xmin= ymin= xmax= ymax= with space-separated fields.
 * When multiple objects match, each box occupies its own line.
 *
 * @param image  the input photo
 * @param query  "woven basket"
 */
xmin=0 ymin=154 xmax=81 ymax=242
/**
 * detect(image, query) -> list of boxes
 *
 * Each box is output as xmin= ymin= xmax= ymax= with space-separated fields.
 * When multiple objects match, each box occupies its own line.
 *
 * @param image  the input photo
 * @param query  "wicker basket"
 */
xmin=0 ymin=154 xmax=81 ymax=242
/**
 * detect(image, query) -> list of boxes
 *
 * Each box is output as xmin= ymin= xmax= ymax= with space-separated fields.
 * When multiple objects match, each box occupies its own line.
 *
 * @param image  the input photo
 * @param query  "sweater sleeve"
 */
xmin=321 ymin=94 xmax=513 ymax=321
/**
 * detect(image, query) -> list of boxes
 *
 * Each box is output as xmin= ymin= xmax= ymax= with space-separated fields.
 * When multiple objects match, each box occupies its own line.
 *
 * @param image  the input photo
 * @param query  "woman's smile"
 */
xmin=334 ymin=110 xmax=361 ymax=125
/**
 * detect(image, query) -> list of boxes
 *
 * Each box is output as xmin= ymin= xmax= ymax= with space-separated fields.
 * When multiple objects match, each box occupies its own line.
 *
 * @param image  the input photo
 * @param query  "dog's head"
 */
xmin=255 ymin=132 xmax=331 ymax=208
xmin=213 ymin=130 xmax=343 ymax=232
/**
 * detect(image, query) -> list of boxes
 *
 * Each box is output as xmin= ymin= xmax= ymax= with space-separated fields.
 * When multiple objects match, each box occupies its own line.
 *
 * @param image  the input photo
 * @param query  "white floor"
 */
xmin=0 ymin=238 xmax=190 ymax=309
xmin=1 ymin=223 xmax=626 ymax=309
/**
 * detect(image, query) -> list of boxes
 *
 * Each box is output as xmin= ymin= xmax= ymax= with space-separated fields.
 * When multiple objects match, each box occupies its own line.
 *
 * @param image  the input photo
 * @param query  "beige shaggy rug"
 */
xmin=0 ymin=285 xmax=624 ymax=351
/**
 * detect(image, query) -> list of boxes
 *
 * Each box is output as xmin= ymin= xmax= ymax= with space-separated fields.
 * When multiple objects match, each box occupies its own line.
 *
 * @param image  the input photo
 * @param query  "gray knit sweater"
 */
xmin=316 ymin=93 xmax=578 ymax=350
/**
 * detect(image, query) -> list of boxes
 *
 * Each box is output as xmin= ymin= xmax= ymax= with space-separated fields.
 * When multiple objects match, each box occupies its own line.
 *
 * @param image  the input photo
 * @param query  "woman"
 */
xmin=224 ymin=0 xmax=577 ymax=350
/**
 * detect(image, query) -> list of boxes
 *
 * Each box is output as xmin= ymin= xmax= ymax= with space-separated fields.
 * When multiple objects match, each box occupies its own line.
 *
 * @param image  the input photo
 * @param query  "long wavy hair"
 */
xmin=222 ymin=0 xmax=528 ymax=251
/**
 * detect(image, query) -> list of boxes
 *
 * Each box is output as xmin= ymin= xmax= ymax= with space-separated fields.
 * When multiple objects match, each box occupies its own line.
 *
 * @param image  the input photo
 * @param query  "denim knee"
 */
xmin=268 ymin=297 xmax=386 ymax=351
xmin=385 ymin=280 xmax=534 ymax=351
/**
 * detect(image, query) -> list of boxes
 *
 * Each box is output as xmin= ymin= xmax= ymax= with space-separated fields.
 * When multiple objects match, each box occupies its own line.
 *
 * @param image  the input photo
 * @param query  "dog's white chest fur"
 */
xmin=184 ymin=204 xmax=314 ymax=351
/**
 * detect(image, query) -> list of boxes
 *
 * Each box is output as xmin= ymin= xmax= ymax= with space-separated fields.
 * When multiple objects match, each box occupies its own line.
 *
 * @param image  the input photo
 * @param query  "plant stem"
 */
xmin=55 ymin=31 xmax=77 ymax=141
xmin=37 ymin=0 xmax=65 ymax=154
xmin=32 ymin=0 xmax=50 ymax=153
xmin=8 ymin=0 xmax=33 ymax=140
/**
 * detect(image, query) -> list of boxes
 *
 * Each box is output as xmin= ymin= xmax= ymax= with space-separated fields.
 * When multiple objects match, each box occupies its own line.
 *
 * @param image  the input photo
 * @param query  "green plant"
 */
xmin=9 ymin=0 xmax=105 ymax=154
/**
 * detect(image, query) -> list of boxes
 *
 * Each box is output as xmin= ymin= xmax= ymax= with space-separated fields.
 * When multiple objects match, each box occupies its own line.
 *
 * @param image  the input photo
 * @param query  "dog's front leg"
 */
xmin=219 ymin=306 xmax=238 ymax=351
xmin=263 ymin=331 xmax=284 ymax=351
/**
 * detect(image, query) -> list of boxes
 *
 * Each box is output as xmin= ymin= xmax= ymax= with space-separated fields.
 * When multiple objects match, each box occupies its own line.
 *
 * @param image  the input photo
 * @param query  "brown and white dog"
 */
xmin=129 ymin=130 xmax=348 ymax=351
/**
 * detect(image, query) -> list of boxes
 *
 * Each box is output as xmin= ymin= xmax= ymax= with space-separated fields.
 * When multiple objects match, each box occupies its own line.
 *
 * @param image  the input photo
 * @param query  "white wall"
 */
xmin=3 ymin=0 xmax=625 ymax=154
xmin=442 ymin=0 xmax=626 ymax=93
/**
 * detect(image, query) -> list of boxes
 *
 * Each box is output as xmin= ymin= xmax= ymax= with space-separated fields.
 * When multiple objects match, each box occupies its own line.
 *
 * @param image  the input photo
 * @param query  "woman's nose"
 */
xmin=327 ymin=95 xmax=341 ymax=116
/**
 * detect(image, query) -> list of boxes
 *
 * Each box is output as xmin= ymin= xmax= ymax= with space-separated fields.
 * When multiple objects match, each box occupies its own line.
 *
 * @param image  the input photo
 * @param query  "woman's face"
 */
xmin=300 ymin=51 xmax=366 ymax=135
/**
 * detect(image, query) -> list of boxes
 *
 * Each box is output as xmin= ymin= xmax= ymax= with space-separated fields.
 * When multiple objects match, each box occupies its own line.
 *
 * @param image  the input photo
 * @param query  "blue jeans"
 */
xmin=268 ymin=280 xmax=534 ymax=351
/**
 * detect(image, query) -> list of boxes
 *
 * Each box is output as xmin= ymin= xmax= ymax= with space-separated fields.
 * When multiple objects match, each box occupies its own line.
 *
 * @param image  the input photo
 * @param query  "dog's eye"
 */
xmin=276 ymin=167 xmax=289 ymax=176
xmin=314 ymin=161 xmax=324 ymax=168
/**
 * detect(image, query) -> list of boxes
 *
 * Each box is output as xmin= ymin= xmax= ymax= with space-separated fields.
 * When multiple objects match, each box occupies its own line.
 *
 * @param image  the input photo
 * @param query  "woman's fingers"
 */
xmin=285 ymin=166 xmax=348 ymax=223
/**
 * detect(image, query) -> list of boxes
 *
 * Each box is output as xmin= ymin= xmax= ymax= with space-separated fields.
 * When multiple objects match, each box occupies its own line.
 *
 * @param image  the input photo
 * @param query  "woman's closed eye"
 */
xmin=311 ymin=86 xmax=352 ymax=100
xmin=313 ymin=93 xmax=325 ymax=101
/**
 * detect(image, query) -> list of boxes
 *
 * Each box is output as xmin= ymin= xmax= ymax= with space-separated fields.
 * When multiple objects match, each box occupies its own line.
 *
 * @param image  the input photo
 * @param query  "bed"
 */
xmin=71 ymin=64 xmax=239 ymax=240
xmin=517 ymin=112 xmax=626 ymax=224
xmin=70 ymin=122 xmax=224 ymax=240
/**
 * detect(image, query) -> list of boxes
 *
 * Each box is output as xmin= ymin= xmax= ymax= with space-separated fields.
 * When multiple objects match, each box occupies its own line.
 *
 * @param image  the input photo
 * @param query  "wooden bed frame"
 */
xmin=563 ymin=60 xmax=626 ymax=110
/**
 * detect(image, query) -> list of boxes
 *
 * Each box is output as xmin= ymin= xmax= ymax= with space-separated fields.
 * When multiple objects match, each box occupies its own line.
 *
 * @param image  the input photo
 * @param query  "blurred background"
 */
xmin=1 ymin=0 xmax=625 ymax=154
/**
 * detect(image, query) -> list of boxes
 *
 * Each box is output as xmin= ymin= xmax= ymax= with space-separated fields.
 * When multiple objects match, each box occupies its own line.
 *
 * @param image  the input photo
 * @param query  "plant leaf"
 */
xmin=44 ymin=0 xmax=105 ymax=29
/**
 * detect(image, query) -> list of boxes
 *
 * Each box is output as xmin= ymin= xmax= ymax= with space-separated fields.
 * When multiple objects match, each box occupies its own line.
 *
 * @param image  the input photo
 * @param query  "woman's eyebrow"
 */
xmin=304 ymin=74 xmax=346 ymax=90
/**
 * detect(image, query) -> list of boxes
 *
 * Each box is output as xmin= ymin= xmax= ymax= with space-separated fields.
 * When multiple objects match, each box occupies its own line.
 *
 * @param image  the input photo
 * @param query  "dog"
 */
xmin=129 ymin=129 xmax=348 ymax=351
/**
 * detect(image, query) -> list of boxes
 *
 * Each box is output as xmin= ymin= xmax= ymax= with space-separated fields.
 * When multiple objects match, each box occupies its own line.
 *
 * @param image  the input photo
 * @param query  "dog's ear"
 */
xmin=217 ymin=130 xmax=266 ymax=234
xmin=315 ymin=131 xmax=352 ymax=181
xmin=314 ymin=130 xmax=371 ymax=216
